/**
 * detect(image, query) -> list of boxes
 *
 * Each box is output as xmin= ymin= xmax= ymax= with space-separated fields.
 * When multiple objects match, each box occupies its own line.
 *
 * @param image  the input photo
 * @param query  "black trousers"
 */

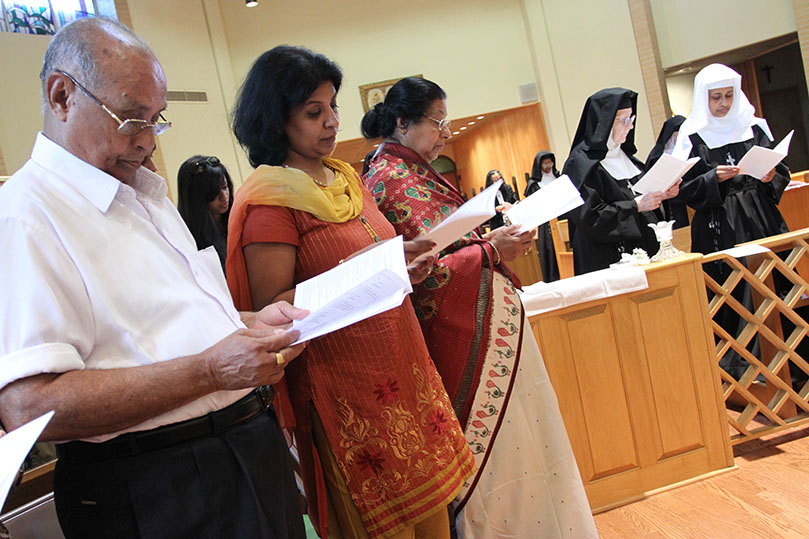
xmin=54 ymin=407 xmax=304 ymax=539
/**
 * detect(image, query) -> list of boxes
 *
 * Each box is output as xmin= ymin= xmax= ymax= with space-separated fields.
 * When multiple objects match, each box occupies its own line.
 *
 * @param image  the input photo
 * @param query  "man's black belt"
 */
xmin=56 ymin=386 xmax=274 ymax=464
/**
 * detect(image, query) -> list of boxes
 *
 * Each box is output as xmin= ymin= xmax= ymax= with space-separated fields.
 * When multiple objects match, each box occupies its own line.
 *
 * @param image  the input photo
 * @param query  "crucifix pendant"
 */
xmin=725 ymin=152 xmax=736 ymax=166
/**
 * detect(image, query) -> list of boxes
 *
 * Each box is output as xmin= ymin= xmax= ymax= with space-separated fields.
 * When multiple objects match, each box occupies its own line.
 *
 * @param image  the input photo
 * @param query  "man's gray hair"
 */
xmin=40 ymin=16 xmax=155 ymax=109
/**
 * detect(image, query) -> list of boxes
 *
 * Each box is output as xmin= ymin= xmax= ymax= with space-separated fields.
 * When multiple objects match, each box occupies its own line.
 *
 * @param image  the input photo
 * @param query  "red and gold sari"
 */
xmin=365 ymin=143 xmax=598 ymax=537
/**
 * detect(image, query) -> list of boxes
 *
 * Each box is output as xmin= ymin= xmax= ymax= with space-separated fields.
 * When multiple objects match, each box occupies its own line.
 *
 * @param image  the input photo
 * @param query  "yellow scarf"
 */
xmin=226 ymin=157 xmax=364 ymax=311
xmin=234 ymin=157 xmax=363 ymax=223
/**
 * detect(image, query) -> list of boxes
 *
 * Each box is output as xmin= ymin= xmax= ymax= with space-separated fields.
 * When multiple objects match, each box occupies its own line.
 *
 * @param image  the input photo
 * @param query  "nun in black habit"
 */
xmin=646 ymin=115 xmax=689 ymax=228
xmin=524 ymin=151 xmax=561 ymax=196
xmin=562 ymin=87 xmax=679 ymax=275
xmin=486 ymin=169 xmax=518 ymax=230
xmin=525 ymin=151 xmax=561 ymax=281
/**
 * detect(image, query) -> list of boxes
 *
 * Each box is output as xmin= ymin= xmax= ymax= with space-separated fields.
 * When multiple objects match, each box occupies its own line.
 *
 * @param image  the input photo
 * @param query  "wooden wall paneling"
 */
xmin=778 ymin=187 xmax=809 ymax=280
xmin=569 ymin=305 xmax=640 ymax=479
xmin=449 ymin=104 xmax=550 ymax=198
xmin=631 ymin=284 xmax=705 ymax=459
xmin=529 ymin=255 xmax=733 ymax=511
xmin=795 ymin=0 xmax=809 ymax=101
xmin=550 ymin=218 xmax=575 ymax=279
xmin=504 ymin=238 xmax=542 ymax=286
xmin=531 ymin=314 xmax=597 ymax=483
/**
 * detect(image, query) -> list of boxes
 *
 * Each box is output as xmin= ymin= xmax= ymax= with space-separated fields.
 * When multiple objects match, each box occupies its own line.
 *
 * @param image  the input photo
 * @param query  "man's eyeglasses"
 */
xmin=56 ymin=70 xmax=171 ymax=136
xmin=194 ymin=156 xmax=221 ymax=174
xmin=423 ymin=114 xmax=451 ymax=132
xmin=616 ymin=114 xmax=636 ymax=126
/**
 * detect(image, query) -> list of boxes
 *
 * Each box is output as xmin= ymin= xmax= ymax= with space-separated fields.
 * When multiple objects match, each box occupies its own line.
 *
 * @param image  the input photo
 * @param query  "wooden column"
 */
xmin=0 ymin=144 xmax=7 ymax=175
xmin=627 ymin=0 xmax=672 ymax=134
xmin=794 ymin=0 xmax=809 ymax=97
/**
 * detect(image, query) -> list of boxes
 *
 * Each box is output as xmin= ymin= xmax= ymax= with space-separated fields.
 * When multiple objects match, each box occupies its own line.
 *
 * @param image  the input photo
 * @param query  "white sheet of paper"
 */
xmin=717 ymin=244 xmax=771 ymax=258
xmin=504 ymin=175 xmax=584 ymax=230
xmin=418 ymin=180 xmax=502 ymax=257
xmin=786 ymin=180 xmax=809 ymax=191
xmin=0 ymin=411 xmax=54 ymax=510
xmin=291 ymin=236 xmax=411 ymax=343
xmin=631 ymin=154 xmax=700 ymax=195
xmin=737 ymin=130 xmax=793 ymax=180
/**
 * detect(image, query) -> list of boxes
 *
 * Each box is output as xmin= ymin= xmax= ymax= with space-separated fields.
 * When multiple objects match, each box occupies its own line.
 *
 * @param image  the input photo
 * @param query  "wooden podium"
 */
xmin=526 ymin=254 xmax=734 ymax=512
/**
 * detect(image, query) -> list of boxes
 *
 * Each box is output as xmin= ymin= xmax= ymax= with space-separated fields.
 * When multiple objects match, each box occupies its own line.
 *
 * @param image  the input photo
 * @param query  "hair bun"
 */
xmin=373 ymin=102 xmax=385 ymax=113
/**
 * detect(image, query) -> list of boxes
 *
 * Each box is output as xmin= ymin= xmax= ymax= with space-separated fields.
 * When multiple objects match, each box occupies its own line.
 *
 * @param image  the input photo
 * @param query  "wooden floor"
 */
xmin=594 ymin=425 xmax=809 ymax=538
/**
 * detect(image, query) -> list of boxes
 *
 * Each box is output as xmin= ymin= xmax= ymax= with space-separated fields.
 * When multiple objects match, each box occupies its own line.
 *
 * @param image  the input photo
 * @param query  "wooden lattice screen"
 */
xmin=701 ymin=229 xmax=809 ymax=445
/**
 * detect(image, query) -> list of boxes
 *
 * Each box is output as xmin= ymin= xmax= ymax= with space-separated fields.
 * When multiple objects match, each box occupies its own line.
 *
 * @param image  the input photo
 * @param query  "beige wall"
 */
xmin=0 ymin=32 xmax=49 ymax=175
xmin=522 ymin=0 xmax=655 ymax=162
xmin=666 ymin=72 xmax=697 ymax=117
xmin=1 ymin=0 xmax=803 ymax=185
xmin=218 ymin=0 xmax=537 ymax=146
xmin=127 ymin=0 xmax=246 ymax=197
xmin=651 ymin=0 xmax=796 ymax=68
xmin=0 ymin=1 xmax=246 ymax=199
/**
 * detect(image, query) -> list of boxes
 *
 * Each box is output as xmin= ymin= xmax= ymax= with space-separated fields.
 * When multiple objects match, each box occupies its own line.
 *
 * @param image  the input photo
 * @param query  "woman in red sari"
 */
xmin=227 ymin=48 xmax=474 ymax=538
xmin=362 ymin=77 xmax=597 ymax=538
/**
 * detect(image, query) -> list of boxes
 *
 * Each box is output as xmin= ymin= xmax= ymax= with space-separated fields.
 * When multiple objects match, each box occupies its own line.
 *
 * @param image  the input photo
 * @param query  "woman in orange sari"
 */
xmin=362 ymin=77 xmax=597 ymax=538
xmin=227 ymin=47 xmax=474 ymax=539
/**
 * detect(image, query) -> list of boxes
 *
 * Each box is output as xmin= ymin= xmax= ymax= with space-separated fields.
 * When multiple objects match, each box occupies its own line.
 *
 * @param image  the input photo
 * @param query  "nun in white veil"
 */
xmin=672 ymin=63 xmax=788 ymax=256
xmin=673 ymin=63 xmax=790 ymax=381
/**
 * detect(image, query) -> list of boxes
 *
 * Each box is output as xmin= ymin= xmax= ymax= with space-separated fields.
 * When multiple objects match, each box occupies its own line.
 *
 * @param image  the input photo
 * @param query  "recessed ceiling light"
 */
xmin=245 ymin=0 xmax=258 ymax=6
xmin=373 ymin=144 xmax=379 ymax=147
xmin=467 ymin=121 xmax=475 ymax=125
xmin=460 ymin=126 xmax=467 ymax=131
xmin=477 ymin=115 xmax=484 ymax=120
xmin=452 ymin=131 xmax=460 ymax=135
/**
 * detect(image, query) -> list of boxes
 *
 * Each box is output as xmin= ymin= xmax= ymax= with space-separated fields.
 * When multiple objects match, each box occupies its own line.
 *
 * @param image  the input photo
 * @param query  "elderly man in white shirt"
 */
xmin=0 ymin=16 xmax=308 ymax=539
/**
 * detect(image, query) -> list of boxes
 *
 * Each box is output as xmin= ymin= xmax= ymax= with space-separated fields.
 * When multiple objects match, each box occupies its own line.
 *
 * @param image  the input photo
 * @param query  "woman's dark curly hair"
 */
xmin=232 ymin=45 xmax=342 ymax=167
xmin=360 ymin=76 xmax=446 ymax=140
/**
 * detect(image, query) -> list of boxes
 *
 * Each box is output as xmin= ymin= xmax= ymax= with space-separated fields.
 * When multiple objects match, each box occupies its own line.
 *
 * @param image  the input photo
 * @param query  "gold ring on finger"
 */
xmin=275 ymin=352 xmax=285 ymax=366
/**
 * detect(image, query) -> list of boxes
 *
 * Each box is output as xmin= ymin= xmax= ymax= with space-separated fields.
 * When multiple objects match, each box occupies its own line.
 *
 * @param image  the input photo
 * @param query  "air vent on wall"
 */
xmin=518 ymin=83 xmax=538 ymax=104
xmin=167 ymin=90 xmax=208 ymax=103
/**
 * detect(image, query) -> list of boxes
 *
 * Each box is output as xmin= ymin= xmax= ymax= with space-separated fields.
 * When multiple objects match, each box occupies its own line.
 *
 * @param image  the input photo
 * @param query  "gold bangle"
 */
xmin=275 ymin=352 xmax=285 ymax=366
xmin=487 ymin=241 xmax=501 ymax=265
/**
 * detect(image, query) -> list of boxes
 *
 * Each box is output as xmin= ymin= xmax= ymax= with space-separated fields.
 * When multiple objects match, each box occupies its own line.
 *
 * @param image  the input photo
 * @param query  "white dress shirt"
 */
xmin=0 ymin=133 xmax=249 ymax=442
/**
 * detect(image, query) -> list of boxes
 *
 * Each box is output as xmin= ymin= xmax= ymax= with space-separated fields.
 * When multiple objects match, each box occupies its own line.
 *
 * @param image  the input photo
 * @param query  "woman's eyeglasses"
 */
xmin=423 ymin=114 xmax=451 ymax=132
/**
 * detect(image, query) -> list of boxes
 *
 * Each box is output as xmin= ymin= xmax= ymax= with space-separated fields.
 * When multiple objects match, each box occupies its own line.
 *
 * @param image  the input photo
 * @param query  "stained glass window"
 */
xmin=0 ymin=1 xmax=99 ymax=35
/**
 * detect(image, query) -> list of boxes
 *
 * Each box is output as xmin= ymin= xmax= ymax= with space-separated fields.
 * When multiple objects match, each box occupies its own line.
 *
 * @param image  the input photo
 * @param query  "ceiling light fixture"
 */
xmin=476 ymin=115 xmax=484 ymax=120
xmin=245 ymin=0 xmax=258 ymax=7
xmin=460 ymin=126 xmax=467 ymax=131
xmin=468 ymin=121 xmax=475 ymax=125
xmin=452 ymin=131 xmax=460 ymax=135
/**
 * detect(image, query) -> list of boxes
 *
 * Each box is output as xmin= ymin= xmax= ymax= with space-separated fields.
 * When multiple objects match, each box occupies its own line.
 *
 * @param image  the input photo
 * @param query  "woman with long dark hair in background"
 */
xmin=177 ymin=155 xmax=233 ymax=273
